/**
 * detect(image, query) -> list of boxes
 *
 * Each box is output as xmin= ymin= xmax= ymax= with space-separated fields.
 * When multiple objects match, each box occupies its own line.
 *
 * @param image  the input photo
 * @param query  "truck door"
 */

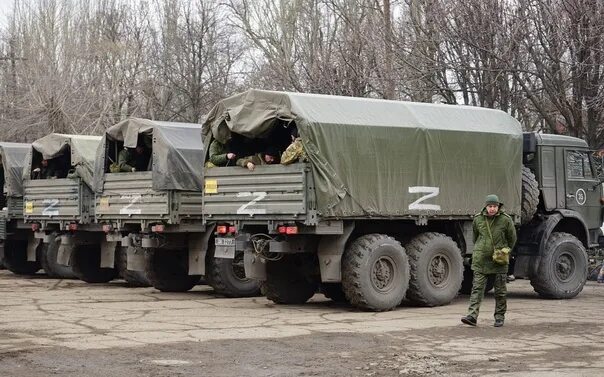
xmin=564 ymin=149 xmax=601 ymax=229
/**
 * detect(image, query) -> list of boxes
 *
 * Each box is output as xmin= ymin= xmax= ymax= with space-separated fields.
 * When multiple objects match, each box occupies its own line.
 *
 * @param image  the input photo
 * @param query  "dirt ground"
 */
xmin=1 ymin=270 xmax=603 ymax=377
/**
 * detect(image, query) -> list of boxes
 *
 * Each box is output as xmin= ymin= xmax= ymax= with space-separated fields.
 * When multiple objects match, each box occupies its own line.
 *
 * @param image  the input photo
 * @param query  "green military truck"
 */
xmin=0 ymin=142 xmax=38 ymax=274
xmin=22 ymin=133 xmax=106 ymax=281
xmin=202 ymin=89 xmax=601 ymax=311
xmin=93 ymin=118 xmax=260 ymax=296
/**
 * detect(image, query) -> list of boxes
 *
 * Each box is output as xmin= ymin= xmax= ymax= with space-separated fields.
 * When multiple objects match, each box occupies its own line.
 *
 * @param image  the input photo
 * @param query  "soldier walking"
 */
xmin=461 ymin=194 xmax=517 ymax=327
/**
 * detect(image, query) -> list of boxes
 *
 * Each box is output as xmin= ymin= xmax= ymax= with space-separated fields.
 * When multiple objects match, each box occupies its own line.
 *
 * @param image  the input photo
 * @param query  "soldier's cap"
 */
xmin=485 ymin=194 xmax=502 ymax=205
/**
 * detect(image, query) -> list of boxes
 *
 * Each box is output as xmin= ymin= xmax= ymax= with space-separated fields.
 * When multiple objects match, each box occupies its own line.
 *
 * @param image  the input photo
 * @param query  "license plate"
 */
xmin=215 ymin=237 xmax=235 ymax=246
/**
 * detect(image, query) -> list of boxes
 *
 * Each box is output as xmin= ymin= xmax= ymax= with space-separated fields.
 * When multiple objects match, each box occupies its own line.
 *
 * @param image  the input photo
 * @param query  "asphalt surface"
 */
xmin=1 ymin=270 xmax=603 ymax=376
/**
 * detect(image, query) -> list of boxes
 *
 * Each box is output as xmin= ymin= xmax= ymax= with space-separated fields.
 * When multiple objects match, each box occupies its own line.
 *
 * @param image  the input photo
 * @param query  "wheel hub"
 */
xmin=556 ymin=252 xmax=574 ymax=282
xmin=428 ymin=254 xmax=450 ymax=287
xmin=371 ymin=256 xmax=396 ymax=292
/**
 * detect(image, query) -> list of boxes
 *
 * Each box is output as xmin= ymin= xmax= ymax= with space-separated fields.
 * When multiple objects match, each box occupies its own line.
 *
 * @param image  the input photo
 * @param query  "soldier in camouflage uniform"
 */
xmin=281 ymin=127 xmax=306 ymax=165
xmin=237 ymin=146 xmax=279 ymax=171
xmin=461 ymin=194 xmax=517 ymax=327
xmin=207 ymin=139 xmax=237 ymax=168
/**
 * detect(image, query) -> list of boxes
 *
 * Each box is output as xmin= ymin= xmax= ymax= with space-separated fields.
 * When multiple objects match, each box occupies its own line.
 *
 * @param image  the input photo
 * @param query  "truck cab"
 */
xmin=515 ymin=133 xmax=603 ymax=296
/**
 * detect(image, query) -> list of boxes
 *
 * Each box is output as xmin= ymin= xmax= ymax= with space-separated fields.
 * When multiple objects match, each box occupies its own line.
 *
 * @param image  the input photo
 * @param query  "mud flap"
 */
xmin=244 ymin=249 xmax=266 ymax=280
xmin=126 ymin=246 xmax=146 ymax=271
xmin=100 ymin=239 xmax=116 ymax=268
xmin=188 ymin=231 xmax=213 ymax=276
xmin=27 ymin=233 xmax=39 ymax=262
xmin=317 ymin=222 xmax=355 ymax=282
xmin=57 ymin=235 xmax=73 ymax=266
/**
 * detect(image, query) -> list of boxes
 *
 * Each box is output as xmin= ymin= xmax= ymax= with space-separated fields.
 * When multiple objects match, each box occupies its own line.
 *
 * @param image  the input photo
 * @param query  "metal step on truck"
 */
xmin=202 ymin=89 xmax=602 ymax=311
xmin=22 ymin=133 xmax=110 ymax=281
xmin=93 ymin=118 xmax=260 ymax=296
xmin=0 ymin=142 xmax=37 ymax=274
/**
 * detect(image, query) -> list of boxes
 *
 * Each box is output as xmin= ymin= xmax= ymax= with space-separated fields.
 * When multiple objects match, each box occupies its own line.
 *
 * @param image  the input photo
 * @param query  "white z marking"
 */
xmin=408 ymin=186 xmax=441 ymax=211
xmin=120 ymin=194 xmax=142 ymax=215
xmin=236 ymin=192 xmax=267 ymax=215
xmin=42 ymin=199 xmax=60 ymax=216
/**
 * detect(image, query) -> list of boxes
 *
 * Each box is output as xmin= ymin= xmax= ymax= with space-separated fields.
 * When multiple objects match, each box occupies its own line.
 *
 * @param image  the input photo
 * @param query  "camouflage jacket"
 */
xmin=236 ymin=153 xmax=265 ymax=168
xmin=209 ymin=140 xmax=231 ymax=166
xmin=112 ymin=149 xmax=134 ymax=172
xmin=281 ymin=138 xmax=306 ymax=165
xmin=471 ymin=207 xmax=517 ymax=274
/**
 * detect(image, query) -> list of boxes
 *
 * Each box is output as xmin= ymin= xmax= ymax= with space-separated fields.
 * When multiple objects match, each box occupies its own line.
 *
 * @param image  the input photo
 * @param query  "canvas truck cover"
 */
xmin=0 ymin=142 xmax=30 ymax=196
xmin=203 ymin=89 xmax=523 ymax=218
xmin=23 ymin=133 xmax=102 ymax=188
xmin=93 ymin=118 xmax=204 ymax=192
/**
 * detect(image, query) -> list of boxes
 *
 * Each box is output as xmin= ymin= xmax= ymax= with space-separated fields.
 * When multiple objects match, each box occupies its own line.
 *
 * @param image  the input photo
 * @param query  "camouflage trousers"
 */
xmin=467 ymin=272 xmax=507 ymax=321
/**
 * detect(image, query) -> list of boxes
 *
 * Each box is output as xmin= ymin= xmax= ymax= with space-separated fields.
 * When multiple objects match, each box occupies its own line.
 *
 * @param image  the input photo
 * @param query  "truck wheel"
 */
xmin=208 ymin=248 xmax=261 ymax=297
xmin=71 ymin=244 xmax=118 ymax=283
xmin=145 ymin=248 xmax=201 ymax=292
xmin=405 ymin=233 xmax=464 ymax=306
xmin=521 ymin=165 xmax=539 ymax=224
xmin=342 ymin=234 xmax=409 ymax=311
xmin=39 ymin=233 xmax=76 ymax=279
xmin=117 ymin=246 xmax=150 ymax=287
xmin=530 ymin=232 xmax=587 ymax=299
xmin=321 ymin=283 xmax=347 ymax=302
xmin=2 ymin=239 xmax=41 ymax=275
xmin=261 ymin=254 xmax=318 ymax=305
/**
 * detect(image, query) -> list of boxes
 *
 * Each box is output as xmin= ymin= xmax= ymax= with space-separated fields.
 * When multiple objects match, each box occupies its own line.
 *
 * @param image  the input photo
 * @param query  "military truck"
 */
xmin=0 ymin=142 xmax=39 ymax=274
xmin=93 ymin=118 xmax=260 ymax=296
xmin=23 ymin=133 xmax=107 ymax=281
xmin=202 ymin=89 xmax=600 ymax=311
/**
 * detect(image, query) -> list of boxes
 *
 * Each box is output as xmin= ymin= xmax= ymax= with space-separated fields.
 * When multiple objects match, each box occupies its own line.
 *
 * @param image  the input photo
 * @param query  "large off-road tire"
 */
xmin=144 ymin=248 xmax=201 ymax=292
xmin=341 ymin=234 xmax=409 ymax=311
xmin=71 ymin=244 xmax=118 ymax=283
xmin=207 ymin=247 xmax=261 ymax=297
xmin=261 ymin=254 xmax=318 ymax=305
xmin=116 ymin=246 xmax=150 ymax=287
xmin=2 ymin=239 xmax=41 ymax=275
xmin=321 ymin=283 xmax=347 ymax=302
xmin=405 ymin=232 xmax=464 ymax=307
xmin=521 ymin=165 xmax=539 ymax=224
xmin=39 ymin=234 xmax=76 ymax=279
xmin=530 ymin=232 xmax=587 ymax=299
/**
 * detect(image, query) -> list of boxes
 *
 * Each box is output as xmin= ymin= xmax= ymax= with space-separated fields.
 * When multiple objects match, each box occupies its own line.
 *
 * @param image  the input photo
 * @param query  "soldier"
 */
xmin=113 ymin=146 xmax=147 ymax=172
xmin=281 ymin=128 xmax=306 ymax=165
xmin=208 ymin=139 xmax=237 ymax=167
xmin=461 ymin=194 xmax=517 ymax=328
xmin=32 ymin=159 xmax=58 ymax=179
xmin=237 ymin=146 xmax=279 ymax=171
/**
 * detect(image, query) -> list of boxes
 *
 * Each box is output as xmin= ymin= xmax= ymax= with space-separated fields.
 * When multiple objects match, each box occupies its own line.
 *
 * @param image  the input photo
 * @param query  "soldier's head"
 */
xmin=42 ymin=159 xmax=48 ymax=167
xmin=263 ymin=146 xmax=279 ymax=164
xmin=485 ymin=194 xmax=500 ymax=216
xmin=135 ymin=145 xmax=145 ymax=155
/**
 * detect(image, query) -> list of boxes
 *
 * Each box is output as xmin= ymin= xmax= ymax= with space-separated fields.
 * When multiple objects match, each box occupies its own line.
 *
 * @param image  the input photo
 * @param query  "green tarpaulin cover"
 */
xmin=24 ymin=133 xmax=102 ymax=189
xmin=0 ymin=142 xmax=30 ymax=196
xmin=203 ymin=89 xmax=523 ymax=218
xmin=93 ymin=118 xmax=204 ymax=192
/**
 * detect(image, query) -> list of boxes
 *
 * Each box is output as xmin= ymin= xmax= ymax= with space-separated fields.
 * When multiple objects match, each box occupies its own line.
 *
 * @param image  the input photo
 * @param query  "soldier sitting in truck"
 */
xmin=206 ymin=139 xmax=237 ymax=168
xmin=32 ymin=158 xmax=59 ymax=179
xmin=236 ymin=146 xmax=279 ymax=171
xmin=281 ymin=127 xmax=306 ymax=165
xmin=111 ymin=145 xmax=148 ymax=172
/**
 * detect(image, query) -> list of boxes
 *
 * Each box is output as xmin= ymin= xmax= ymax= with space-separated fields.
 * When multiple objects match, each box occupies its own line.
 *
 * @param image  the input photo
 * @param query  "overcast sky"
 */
xmin=0 ymin=0 xmax=13 ymax=28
